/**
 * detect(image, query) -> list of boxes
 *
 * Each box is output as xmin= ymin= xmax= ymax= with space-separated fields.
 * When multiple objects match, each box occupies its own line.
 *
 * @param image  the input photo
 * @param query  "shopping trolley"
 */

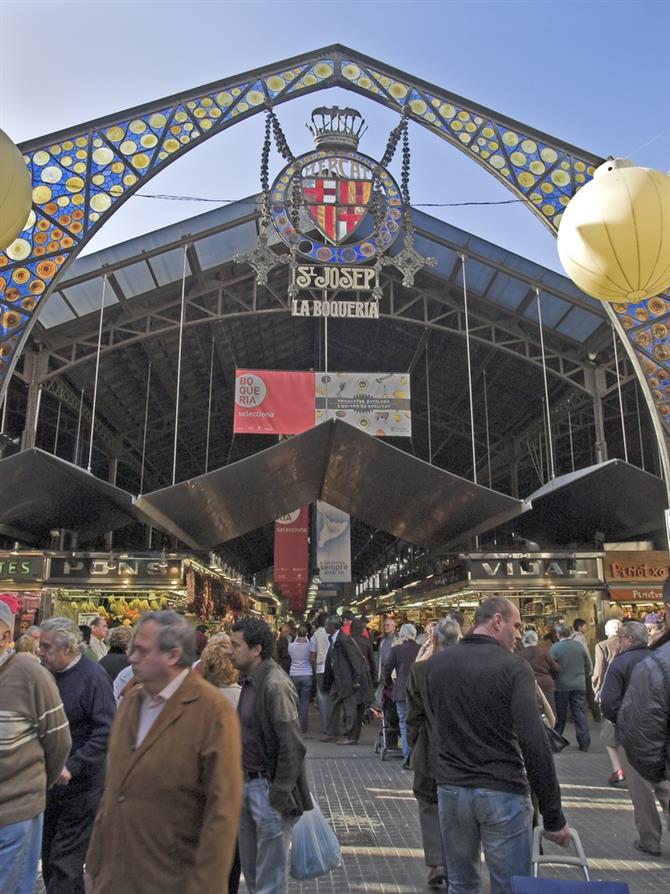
xmin=510 ymin=827 xmax=630 ymax=894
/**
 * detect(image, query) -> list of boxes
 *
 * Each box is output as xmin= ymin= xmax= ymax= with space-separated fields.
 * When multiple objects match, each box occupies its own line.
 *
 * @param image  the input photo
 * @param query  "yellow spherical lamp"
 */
xmin=0 ymin=129 xmax=32 ymax=252
xmin=557 ymin=158 xmax=670 ymax=302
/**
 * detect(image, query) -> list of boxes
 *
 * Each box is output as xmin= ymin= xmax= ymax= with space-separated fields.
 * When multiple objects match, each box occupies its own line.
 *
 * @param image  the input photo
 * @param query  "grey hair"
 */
xmin=394 ymin=623 xmax=417 ymax=644
xmin=25 ymin=625 xmax=41 ymax=636
xmin=89 ymin=616 xmax=106 ymax=629
xmin=620 ymin=620 xmax=649 ymax=646
xmin=137 ymin=611 xmax=196 ymax=667
xmin=522 ymin=630 xmax=539 ymax=647
xmin=605 ymin=619 xmax=621 ymax=637
xmin=435 ymin=617 xmax=461 ymax=647
xmin=326 ymin=614 xmax=342 ymax=630
xmin=474 ymin=596 xmax=515 ymax=626
xmin=556 ymin=623 xmax=572 ymax=639
xmin=40 ymin=617 xmax=84 ymax=655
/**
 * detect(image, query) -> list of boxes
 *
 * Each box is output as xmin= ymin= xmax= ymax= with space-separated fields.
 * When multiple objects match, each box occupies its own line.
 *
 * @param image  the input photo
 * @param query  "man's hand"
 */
xmin=54 ymin=767 xmax=72 ymax=786
xmin=83 ymin=870 xmax=95 ymax=894
xmin=543 ymin=825 xmax=572 ymax=848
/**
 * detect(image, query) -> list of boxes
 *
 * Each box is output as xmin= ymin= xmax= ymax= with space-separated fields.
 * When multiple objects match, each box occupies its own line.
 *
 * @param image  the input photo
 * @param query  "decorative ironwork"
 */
xmin=1 ymin=45 xmax=667 ymax=448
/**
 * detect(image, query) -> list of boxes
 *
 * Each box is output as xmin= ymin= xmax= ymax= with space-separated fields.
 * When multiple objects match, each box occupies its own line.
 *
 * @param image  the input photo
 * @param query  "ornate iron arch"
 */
xmin=2 ymin=45 xmax=668 ymax=477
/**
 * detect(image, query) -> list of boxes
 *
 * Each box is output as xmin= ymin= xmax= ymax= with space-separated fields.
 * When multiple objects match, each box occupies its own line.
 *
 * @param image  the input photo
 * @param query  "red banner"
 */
xmin=274 ymin=506 xmax=309 ymax=607
xmin=280 ymin=581 xmax=308 ymax=613
xmin=234 ymin=370 xmax=315 ymax=435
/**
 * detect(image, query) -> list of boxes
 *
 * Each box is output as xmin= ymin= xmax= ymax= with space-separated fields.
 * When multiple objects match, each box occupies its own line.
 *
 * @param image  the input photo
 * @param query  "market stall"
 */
xmin=603 ymin=549 xmax=669 ymax=626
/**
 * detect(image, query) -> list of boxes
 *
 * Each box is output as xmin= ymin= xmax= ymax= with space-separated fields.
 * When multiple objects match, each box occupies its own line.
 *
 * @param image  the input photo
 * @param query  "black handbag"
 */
xmin=542 ymin=715 xmax=570 ymax=753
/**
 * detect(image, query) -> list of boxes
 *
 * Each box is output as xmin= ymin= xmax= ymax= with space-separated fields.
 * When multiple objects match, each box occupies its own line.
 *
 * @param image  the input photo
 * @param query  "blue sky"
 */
xmin=1 ymin=0 xmax=668 ymax=272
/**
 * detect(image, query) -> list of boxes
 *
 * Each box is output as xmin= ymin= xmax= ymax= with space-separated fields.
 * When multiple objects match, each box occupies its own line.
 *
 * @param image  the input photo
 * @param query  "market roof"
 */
xmin=512 ymin=459 xmax=668 ymax=545
xmin=135 ymin=419 xmax=524 ymax=549
xmin=15 ymin=193 xmax=650 ymax=576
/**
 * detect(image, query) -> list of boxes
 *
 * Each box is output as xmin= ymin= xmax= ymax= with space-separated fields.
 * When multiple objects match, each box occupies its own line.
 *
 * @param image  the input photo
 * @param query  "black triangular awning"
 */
xmin=136 ymin=420 xmax=524 ymax=549
xmin=513 ymin=459 xmax=668 ymax=545
xmin=0 ymin=448 xmax=142 ymax=544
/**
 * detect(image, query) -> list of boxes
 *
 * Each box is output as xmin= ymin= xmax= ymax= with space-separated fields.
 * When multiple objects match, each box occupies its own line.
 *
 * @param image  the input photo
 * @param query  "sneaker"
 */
xmin=633 ymin=839 xmax=661 ymax=857
xmin=336 ymin=738 xmax=356 ymax=745
xmin=608 ymin=769 xmax=625 ymax=785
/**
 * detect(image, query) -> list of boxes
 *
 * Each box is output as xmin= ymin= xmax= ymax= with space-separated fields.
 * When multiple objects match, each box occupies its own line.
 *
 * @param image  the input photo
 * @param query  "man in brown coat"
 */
xmin=84 ymin=611 xmax=242 ymax=894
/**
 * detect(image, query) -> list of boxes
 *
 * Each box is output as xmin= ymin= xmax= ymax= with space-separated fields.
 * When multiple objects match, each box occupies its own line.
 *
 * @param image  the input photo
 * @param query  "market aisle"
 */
xmin=239 ymin=713 xmax=670 ymax=894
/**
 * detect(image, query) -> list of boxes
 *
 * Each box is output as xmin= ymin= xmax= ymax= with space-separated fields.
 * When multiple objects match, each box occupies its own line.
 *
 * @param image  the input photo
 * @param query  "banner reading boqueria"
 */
xmin=234 ymin=370 xmax=411 ymax=437
xmin=316 ymin=501 xmax=352 ymax=583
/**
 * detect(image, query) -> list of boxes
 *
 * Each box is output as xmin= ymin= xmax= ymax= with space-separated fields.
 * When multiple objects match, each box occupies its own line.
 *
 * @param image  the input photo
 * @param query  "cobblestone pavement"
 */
xmin=249 ymin=714 xmax=670 ymax=894
xmin=34 ymin=715 xmax=669 ymax=893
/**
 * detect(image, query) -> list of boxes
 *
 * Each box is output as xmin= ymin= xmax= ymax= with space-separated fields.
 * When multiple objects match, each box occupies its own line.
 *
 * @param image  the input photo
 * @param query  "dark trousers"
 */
xmin=327 ymin=690 xmax=363 ymax=741
xmin=229 ymin=840 xmax=241 ymax=894
xmin=42 ymin=787 xmax=101 ymax=894
xmin=554 ymin=690 xmax=591 ymax=750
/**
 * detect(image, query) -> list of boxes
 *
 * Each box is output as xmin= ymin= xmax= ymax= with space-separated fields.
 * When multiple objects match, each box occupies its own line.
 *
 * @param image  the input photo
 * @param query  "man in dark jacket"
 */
xmin=38 ymin=617 xmax=115 ymax=894
xmin=275 ymin=624 xmax=292 ymax=675
xmin=323 ymin=614 xmax=370 ymax=745
xmin=406 ymin=617 xmax=461 ymax=888
xmin=618 ymin=583 xmax=670 ymax=847
xmin=384 ymin=623 xmax=421 ymax=767
xmin=429 ymin=596 xmax=570 ymax=894
xmin=231 ymin=617 xmax=312 ymax=894
xmin=601 ymin=621 xmax=664 ymax=856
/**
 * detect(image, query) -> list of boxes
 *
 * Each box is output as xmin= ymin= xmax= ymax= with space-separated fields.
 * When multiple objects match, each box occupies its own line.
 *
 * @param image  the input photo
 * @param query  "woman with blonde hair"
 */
xmin=15 ymin=633 xmax=39 ymax=658
xmin=200 ymin=639 xmax=241 ymax=708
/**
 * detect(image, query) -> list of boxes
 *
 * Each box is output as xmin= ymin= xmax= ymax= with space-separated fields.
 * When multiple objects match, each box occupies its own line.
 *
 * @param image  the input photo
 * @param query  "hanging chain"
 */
xmin=259 ymin=112 xmax=273 ymax=227
xmin=400 ymin=123 xmax=413 ymax=233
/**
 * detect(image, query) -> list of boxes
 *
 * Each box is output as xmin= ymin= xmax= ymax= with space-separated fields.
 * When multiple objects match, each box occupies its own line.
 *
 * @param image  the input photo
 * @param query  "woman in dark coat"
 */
xmin=98 ymin=625 xmax=131 ymax=681
xmin=519 ymin=629 xmax=559 ymax=705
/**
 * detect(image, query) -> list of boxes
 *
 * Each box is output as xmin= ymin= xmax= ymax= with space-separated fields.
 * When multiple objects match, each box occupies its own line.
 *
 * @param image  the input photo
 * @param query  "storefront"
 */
xmin=383 ymin=552 xmax=606 ymax=642
xmin=1 ymin=551 xmax=266 ymax=632
xmin=0 ymin=552 xmax=48 ymax=638
xmin=603 ymin=550 xmax=669 ymax=625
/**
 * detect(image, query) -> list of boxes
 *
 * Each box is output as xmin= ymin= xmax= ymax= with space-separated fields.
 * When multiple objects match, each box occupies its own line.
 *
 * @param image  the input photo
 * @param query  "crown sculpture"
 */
xmin=307 ymin=106 xmax=368 ymax=150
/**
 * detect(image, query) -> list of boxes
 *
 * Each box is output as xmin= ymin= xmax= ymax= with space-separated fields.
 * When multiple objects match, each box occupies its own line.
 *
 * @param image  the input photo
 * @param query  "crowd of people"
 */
xmin=1 ymin=587 xmax=669 ymax=894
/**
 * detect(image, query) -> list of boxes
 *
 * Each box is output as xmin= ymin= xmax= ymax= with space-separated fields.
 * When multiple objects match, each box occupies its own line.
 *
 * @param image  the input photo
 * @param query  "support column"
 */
xmin=584 ymin=366 xmax=608 ymax=464
xmin=20 ymin=351 xmax=49 ymax=450
xmin=510 ymin=439 xmax=520 ymax=499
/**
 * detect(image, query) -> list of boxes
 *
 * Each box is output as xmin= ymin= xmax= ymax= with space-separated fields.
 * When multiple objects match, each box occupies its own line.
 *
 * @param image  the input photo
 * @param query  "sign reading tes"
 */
xmin=0 ymin=555 xmax=45 ymax=581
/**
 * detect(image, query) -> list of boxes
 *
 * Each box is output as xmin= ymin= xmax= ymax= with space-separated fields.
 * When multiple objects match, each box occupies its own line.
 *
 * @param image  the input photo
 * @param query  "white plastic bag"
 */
xmin=290 ymin=802 xmax=341 ymax=880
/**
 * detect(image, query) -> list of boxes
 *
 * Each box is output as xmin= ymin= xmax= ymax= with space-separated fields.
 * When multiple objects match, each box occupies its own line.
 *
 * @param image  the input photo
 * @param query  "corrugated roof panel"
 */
xmin=148 ymin=248 xmax=191 ymax=287
xmin=555 ymin=307 xmax=603 ymax=341
xmin=37 ymin=293 xmax=76 ymax=329
xmin=487 ymin=272 xmax=529 ymax=309
xmin=195 ymin=221 xmax=258 ymax=270
xmin=412 ymin=234 xmax=458 ymax=278
xmin=62 ymin=280 xmax=117 ymax=317
xmin=523 ymin=291 xmax=571 ymax=327
xmin=113 ymin=261 xmax=156 ymax=298
xmin=463 ymin=258 xmax=495 ymax=294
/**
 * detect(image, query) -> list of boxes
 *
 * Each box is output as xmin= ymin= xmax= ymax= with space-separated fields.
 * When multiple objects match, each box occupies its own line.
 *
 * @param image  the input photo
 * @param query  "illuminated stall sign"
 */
xmin=0 ymin=554 xmax=46 ymax=582
xmin=47 ymin=557 xmax=183 ymax=588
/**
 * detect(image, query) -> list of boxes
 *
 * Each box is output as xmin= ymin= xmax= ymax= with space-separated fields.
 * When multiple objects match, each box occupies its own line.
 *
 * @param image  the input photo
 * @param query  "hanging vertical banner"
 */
xmin=274 ymin=507 xmax=309 ymax=587
xmin=316 ymin=501 xmax=352 ymax=583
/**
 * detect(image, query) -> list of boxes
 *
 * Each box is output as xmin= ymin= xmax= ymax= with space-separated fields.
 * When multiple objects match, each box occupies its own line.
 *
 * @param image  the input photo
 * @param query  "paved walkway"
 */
xmin=259 ymin=714 xmax=670 ymax=894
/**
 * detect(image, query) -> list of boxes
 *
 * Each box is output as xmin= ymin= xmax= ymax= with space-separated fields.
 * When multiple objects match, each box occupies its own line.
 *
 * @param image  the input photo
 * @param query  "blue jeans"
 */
xmin=438 ymin=785 xmax=532 ymax=894
xmin=291 ymin=675 xmax=313 ymax=734
xmin=554 ymin=690 xmax=591 ymax=750
xmin=395 ymin=700 xmax=410 ymax=761
xmin=0 ymin=813 xmax=43 ymax=894
xmin=239 ymin=777 xmax=295 ymax=894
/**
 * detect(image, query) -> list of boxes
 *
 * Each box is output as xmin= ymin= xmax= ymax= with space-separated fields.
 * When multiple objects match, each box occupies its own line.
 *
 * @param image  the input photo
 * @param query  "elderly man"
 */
xmin=601 ymin=621 xmax=664 ymax=856
xmin=85 ymin=617 xmax=109 ymax=662
xmin=323 ymin=614 xmax=371 ymax=745
xmin=230 ymin=617 xmax=311 ymax=894
xmin=0 ymin=602 xmax=71 ymax=894
xmin=85 ymin=611 xmax=241 ymax=894
xmin=38 ymin=617 xmax=115 ymax=894
xmin=429 ymin=596 xmax=570 ymax=894
xmin=618 ymin=581 xmax=670 ymax=853
xmin=406 ymin=617 xmax=461 ymax=888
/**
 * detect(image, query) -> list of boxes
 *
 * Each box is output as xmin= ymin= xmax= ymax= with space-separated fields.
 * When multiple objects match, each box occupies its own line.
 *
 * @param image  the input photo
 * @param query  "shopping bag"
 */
xmin=542 ymin=715 xmax=569 ymax=753
xmin=512 ymin=879 xmax=629 ymax=893
xmin=290 ymin=802 xmax=341 ymax=880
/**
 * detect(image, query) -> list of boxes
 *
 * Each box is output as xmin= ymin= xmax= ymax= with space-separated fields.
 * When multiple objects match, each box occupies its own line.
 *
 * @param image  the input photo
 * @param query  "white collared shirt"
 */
xmin=135 ymin=668 xmax=189 ymax=749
